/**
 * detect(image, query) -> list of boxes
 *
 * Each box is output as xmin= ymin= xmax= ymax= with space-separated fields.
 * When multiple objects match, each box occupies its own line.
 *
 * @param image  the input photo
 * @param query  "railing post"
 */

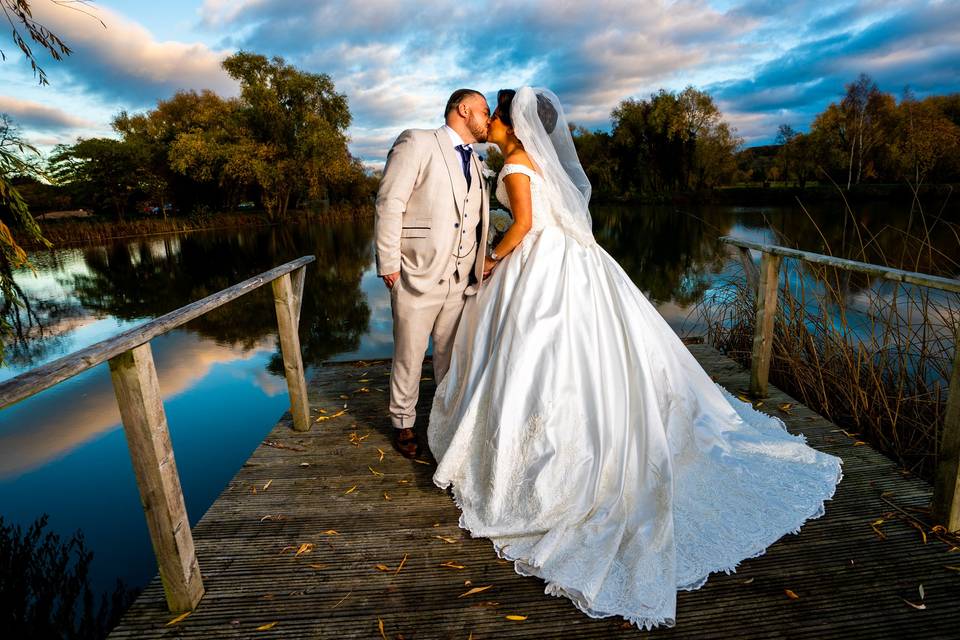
xmin=737 ymin=246 xmax=760 ymax=293
xmin=272 ymin=268 xmax=310 ymax=431
xmin=750 ymin=251 xmax=781 ymax=398
xmin=108 ymin=343 xmax=204 ymax=612
xmin=933 ymin=327 xmax=960 ymax=532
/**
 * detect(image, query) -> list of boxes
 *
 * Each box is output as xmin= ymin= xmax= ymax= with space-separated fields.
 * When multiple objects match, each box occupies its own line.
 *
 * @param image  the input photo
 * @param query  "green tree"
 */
xmin=611 ymin=87 xmax=740 ymax=197
xmin=49 ymin=138 xmax=147 ymax=220
xmin=171 ymin=52 xmax=356 ymax=220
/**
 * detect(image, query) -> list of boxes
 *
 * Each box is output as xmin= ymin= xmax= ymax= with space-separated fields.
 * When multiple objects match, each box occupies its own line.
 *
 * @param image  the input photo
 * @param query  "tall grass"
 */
xmin=701 ymin=195 xmax=959 ymax=481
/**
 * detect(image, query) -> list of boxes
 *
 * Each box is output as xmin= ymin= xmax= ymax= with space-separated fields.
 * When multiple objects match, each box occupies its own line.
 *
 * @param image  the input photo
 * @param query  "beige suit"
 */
xmin=375 ymin=127 xmax=490 ymax=429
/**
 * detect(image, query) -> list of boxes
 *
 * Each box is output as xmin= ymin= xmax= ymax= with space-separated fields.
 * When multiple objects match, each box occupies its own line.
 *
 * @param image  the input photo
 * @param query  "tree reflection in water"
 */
xmin=62 ymin=221 xmax=374 ymax=369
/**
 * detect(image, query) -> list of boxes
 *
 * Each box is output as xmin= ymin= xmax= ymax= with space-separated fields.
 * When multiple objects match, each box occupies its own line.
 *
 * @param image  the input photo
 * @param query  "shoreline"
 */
xmin=25 ymin=205 xmax=374 ymax=251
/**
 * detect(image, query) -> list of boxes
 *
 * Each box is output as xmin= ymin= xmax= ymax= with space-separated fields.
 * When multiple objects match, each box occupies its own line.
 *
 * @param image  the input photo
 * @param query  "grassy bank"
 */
xmin=27 ymin=204 xmax=373 ymax=250
xmin=700 ymin=239 xmax=958 ymax=482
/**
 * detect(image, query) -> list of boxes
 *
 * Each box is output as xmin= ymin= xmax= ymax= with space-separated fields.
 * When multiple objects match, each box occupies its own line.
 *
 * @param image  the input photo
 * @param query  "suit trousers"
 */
xmin=388 ymin=264 xmax=472 ymax=429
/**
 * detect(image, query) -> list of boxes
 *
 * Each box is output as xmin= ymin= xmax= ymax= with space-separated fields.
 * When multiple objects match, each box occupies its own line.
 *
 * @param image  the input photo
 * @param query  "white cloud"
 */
xmin=31 ymin=1 xmax=238 ymax=103
xmin=0 ymin=95 xmax=96 ymax=129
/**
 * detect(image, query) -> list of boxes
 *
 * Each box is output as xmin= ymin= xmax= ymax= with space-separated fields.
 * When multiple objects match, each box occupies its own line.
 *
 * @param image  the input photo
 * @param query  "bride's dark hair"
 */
xmin=496 ymin=88 xmax=558 ymax=134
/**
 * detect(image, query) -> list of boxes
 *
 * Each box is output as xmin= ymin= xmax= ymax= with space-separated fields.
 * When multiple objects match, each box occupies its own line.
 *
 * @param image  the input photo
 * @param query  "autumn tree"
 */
xmin=894 ymin=89 xmax=960 ymax=185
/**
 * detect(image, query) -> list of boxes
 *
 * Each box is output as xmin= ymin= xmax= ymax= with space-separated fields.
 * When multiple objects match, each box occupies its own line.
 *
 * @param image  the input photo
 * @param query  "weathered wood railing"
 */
xmin=720 ymin=236 xmax=960 ymax=533
xmin=0 ymin=256 xmax=316 ymax=612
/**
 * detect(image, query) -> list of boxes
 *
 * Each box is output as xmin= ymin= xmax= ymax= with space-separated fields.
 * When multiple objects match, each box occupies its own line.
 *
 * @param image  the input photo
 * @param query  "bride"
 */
xmin=427 ymin=87 xmax=842 ymax=629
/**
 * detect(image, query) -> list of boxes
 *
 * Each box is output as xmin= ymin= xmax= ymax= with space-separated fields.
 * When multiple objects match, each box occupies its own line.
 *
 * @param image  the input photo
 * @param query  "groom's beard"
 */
xmin=468 ymin=119 xmax=488 ymax=143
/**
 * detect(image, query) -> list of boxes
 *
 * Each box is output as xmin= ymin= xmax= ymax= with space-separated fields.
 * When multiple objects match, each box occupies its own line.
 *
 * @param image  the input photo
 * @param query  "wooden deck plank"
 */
xmin=109 ymin=345 xmax=960 ymax=639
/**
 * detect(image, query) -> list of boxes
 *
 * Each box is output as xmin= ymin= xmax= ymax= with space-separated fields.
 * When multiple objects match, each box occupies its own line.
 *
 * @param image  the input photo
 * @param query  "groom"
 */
xmin=375 ymin=88 xmax=491 ymax=458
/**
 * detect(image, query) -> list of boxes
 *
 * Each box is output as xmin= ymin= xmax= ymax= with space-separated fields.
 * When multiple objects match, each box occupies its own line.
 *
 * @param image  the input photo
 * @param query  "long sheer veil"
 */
xmin=510 ymin=87 xmax=596 ymax=246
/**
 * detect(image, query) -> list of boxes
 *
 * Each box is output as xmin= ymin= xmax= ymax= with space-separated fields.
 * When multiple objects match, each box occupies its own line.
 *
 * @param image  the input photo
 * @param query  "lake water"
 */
xmin=1 ymin=200 xmax=956 ymax=603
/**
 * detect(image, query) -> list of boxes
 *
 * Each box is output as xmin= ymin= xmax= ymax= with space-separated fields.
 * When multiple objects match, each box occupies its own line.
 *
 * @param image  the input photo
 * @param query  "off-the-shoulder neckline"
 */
xmin=500 ymin=163 xmax=543 ymax=179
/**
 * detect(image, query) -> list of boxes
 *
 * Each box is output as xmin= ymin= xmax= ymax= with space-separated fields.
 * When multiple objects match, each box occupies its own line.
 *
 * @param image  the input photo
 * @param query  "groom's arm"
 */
xmin=375 ymin=130 xmax=421 ymax=281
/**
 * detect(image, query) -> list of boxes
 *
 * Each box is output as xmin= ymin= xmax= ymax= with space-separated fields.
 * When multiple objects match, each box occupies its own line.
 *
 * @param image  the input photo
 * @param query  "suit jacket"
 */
xmin=375 ymin=127 xmax=490 ymax=296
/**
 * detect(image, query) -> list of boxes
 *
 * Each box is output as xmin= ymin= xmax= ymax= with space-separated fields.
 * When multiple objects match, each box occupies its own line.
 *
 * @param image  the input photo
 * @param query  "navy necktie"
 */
xmin=455 ymin=144 xmax=472 ymax=189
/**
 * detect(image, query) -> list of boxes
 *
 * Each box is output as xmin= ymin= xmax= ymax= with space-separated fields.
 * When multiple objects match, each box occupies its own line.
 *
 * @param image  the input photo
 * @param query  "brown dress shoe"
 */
xmin=392 ymin=427 xmax=420 ymax=459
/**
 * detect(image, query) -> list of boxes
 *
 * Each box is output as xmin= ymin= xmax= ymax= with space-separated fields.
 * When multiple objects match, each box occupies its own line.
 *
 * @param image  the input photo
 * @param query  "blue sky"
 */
xmin=1 ymin=0 xmax=958 ymax=167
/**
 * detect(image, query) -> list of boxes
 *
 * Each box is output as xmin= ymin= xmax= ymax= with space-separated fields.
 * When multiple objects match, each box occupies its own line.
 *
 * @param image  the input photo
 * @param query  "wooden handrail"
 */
xmin=720 ymin=236 xmax=960 ymax=293
xmin=0 ymin=255 xmax=315 ymax=409
xmin=719 ymin=235 xmax=960 ymax=533
xmin=0 ymin=255 xmax=316 ymax=613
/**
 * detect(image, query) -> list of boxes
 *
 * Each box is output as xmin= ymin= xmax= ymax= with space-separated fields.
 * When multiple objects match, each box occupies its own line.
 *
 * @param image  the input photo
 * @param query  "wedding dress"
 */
xmin=427 ymin=88 xmax=842 ymax=629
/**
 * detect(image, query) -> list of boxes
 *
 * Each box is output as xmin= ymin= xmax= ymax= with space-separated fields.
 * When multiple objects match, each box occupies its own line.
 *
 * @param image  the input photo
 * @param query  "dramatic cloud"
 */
xmin=0 ymin=96 xmax=95 ymax=130
xmin=31 ymin=1 xmax=238 ymax=105
xmin=3 ymin=1 xmax=959 ymax=159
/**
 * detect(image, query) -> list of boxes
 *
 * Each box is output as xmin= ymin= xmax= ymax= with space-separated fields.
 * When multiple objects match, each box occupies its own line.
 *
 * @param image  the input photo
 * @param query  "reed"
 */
xmin=700 ymin=200 xmax=959 ymax=481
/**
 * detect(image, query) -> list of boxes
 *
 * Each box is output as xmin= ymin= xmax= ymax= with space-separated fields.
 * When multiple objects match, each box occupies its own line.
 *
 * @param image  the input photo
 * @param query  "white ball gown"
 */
xmin=427 ymin=162 xmax=843 ymax=629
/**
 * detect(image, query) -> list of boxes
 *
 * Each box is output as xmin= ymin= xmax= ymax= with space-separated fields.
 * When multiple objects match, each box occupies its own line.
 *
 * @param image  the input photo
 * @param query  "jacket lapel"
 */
xmin=434 ymin=128 xmax=466 ymax=215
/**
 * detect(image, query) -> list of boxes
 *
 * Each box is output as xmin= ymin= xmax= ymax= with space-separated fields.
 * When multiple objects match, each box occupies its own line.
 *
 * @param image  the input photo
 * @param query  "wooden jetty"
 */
xmin=109 ymin=346 xmax=960 ymax=639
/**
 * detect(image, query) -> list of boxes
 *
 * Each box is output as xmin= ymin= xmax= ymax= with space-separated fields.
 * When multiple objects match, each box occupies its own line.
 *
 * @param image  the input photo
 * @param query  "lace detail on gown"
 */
xmin=428 ymin=164 xmax=842 ymax=630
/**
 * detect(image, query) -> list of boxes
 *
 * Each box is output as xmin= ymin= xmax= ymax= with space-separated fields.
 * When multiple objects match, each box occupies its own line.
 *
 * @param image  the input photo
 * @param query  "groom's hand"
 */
xmin=482 ymin=257 xmax=498 ymax=278
xmin=382 ymin=272 xmax=400 ymax=289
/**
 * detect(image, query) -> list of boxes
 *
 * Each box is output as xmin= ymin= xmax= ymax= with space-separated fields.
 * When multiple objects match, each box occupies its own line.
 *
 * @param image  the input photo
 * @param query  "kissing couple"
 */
xmin=373 ymin=87 xmax=842 ymax=629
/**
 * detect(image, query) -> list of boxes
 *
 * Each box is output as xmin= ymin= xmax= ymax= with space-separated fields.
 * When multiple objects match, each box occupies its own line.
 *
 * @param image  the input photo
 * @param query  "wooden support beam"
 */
xmin=737 ymin=246 xmax=760 ymax=293
xmin=290 ymin=265 xmax=306 ymax=321
xmin=109 ymin=343 xmax=204 ymax=612
xmin=750 ymin=251 xmax=781 ymax=398
xmin=272 ymin=272 xmax=310 ymax=432
xmin=934 ymin=329 xmax=960 ymax=532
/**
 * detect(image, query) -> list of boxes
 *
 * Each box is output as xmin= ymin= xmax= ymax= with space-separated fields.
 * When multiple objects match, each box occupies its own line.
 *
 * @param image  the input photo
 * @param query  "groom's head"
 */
xmin=445 ymin=88 xmax=490 ymax=144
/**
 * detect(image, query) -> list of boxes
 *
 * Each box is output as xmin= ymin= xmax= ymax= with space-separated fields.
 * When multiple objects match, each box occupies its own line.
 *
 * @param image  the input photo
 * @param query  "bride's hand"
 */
xmin=483 ymin=256 xmax=498 ymax=277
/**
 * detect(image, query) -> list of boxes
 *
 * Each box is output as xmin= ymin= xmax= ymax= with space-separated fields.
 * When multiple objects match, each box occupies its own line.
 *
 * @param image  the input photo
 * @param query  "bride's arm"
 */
xmin=487 ymin=173 xmax=533 ymax=265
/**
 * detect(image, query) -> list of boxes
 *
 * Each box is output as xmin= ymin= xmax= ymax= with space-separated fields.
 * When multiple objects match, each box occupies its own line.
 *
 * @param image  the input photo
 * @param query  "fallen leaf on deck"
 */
xmin=459 ymin=585 xmax=492 ymax=598
xmin=369 ymin=466 xmax=384 ymax=477
xmin=295 ymin=543 xmax=314 ymax=557
xmin=166 ymin=612 xmax=190 ymax=626
xmin=375 ymin=564 xmax=391 ymax=572
xmin=260 ymin=514 xmax=283 ymax=522
xmin=433 ymin=523 xmax=440 ymax=527
xmin=901 ymin=597 xmax=926 ymax=610
xmin=316 ymin=409 xmax=348 ymax=423
xmin=753 ymin=401 xmax=764 ymax=408
xmin=440 ymin=561 xmax=466 ymax=569
xmin=322 ymin=529 xmax=339 ymax=535
xmin=777 ymin=403 xmax=793 ymax=413
xmin=309 ymin=564 xmax=328 ymax=570
xmin=356 ymin=387 xmax=370 ymax=393
xmin=784 ymin=589 xmax=800 ymax=600
xmin=398 ymin=479 xmax=410 ymax=484
xmin=251 ymin=487 xmax=256 ymax=494
xmin=396 ymin=553 xmax=408 ymax=575
xmin=505 ymin=615 xmax=527 ymax=621
xmin=742 ymin=577 xmax=754 ymax=584
xmin=919 ymin=584 xmax=925 ymax=600
xmin=345 ymin=485 xmax=358 ymax=494
xmin=736 ymin=394 xmax=750 ymax=403
xmin=358 ymin=378 xmax=372 ymax=383
xmin=332 ymin=592 xmax=352 ymax=608
xmin=841 ymin=429 xmax=860 ymax=438
xmin=262 ymin=480 xmax=273 ymax=491
xmin=256 ymin=621 xmax=279 ymax=630
xmin=945 ymin=565 xmax=960 ymax=572
xmin=853 ymin=441 xmax=867 ymax=446
xmin=384 ymin=492 xmax=391 ymax=501
xmin=378 ymin=618 xmax=387 ymax=640
xmin=413 ymin=459 xmax=431 ymax=465
xmin=434 ymin=535 xmax=458 ymax=544
xmin=378 ymin=448 xmax=385 ymax=462
xmin=299 ymin=462 xmax=310 ymax=467
xmin=340 ymin=394 xmax=349 ymax=399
